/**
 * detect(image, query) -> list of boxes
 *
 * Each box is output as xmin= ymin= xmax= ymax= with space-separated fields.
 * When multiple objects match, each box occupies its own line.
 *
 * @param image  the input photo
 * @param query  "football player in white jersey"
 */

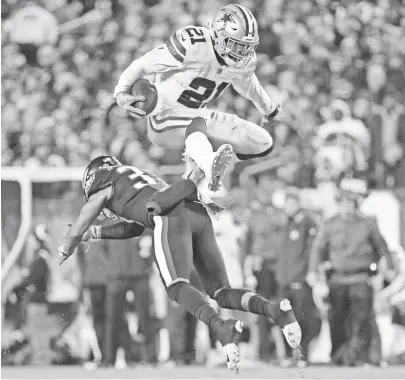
xmin=114 ymin=4 xmax=281 ymax=201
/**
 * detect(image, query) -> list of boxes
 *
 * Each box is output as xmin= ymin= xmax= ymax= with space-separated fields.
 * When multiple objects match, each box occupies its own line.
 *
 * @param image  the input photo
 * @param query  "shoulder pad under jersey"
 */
xmin=166 ymin=25 xmax=212 ymax=64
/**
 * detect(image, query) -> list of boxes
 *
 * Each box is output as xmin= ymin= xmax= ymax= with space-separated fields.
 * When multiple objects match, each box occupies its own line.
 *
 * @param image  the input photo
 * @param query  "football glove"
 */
xmin=115 ymin=92 xmax=146 ymax=119
xmin=58 ymin=245 xmax=72 ymax=265
xmin=265 ymin=103 xmax=282 ymax=122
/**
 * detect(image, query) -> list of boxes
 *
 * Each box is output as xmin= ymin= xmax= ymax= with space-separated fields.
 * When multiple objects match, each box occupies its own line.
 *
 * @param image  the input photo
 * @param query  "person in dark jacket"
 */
xmin=103 ymin=230 xmax=155 ymax=367
xmin=276 ymin=188 xmax=321 ymax=366
xmin=11 ymin=224 xmax=52 ymax=364
xmin=308 ymin=188 xmax=391 ymax=366
xmin=246 ymin=182 xmax=286 ymax=363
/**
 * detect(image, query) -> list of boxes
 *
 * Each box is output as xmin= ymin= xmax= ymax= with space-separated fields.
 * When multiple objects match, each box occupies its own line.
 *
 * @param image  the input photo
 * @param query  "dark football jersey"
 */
xmin=84 ymin=165 xmax=167 ymax=227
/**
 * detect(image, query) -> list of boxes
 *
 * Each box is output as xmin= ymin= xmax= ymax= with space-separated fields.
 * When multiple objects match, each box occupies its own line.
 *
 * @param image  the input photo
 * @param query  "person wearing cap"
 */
xmin=307 ymin=185 xmax=392 ymax=366
xmin=276 ymin=187 xmax=321 ymax=366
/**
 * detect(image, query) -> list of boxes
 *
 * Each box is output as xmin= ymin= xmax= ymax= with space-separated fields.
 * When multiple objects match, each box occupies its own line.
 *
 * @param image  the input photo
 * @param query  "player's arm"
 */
xmin=58 ymin=188 xmax=110 ymax=264
xmin=232 ymin=65 xmax=281 ymax=122
xmin=88 ymin=222 xmax=145 ymax=241
xmin=114 ymin=29 xmax=189 ymax=117
xmin=146 ymin=178 xmax=198 ymax=216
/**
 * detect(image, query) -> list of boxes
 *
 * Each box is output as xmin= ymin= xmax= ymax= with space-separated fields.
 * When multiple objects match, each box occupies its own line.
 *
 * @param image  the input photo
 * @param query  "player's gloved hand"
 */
xmin=261 ymin=103 xmax=282 ymax=128
xmin=266 ymin=103 xmax=282 ymax=121
xmin=58 ymin=244 xmax=73 ymax=266
xmin=115 ymin=91 xmax=146 ymax=119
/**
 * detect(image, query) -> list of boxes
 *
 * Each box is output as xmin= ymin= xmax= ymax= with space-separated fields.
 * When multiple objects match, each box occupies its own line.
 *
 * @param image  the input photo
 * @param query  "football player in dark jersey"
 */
xmin=59 ymin=155 xmax=301 ymax=371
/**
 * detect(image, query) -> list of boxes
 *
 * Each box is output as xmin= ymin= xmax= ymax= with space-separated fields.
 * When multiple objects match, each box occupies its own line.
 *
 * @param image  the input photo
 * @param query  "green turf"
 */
xmin=2 ymin=365 xmax=405 ymax=379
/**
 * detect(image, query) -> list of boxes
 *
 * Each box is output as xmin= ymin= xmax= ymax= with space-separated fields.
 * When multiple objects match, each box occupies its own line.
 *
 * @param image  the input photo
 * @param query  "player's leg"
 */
xmin=183 ymin=117 xmax=233 ymax=194
xmin=152 ymin=203 xmax=242 ymax=370
xmin=206 ymin=111 xmax=274 ymax=159
xmin=191 ymin=208 xmax=301 ymax=350
xmin=148 ymin=110 xmax=233 ymax=195
xmin=146 ymin=111 xmax=192 ymax=149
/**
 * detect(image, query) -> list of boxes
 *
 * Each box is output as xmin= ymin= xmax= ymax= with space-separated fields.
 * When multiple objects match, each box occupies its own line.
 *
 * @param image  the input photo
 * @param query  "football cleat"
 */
xmin=208 ymin=144 xmax=233 ymax=192
xmin=282 ymin=321 xmax=302 ymax=349
xmin=183 ymin=153 xmax=205 ymax=183
xmin=272 ymin=299 xmax=302 ymax=349
xmin=217 ymin=319 xmax=243 ymax=373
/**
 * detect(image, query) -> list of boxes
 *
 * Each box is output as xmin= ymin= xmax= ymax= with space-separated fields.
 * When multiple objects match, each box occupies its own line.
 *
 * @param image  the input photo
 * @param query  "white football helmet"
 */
xmin=211 ymin=4 xmax=259 ymax=69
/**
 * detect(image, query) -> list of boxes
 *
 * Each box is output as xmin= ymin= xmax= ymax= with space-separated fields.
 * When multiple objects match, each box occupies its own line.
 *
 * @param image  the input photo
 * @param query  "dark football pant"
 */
xmin=152 ymin=201 xmax=229 ymax=295
xmin=150 ymin=202 xmax=296 ymax=331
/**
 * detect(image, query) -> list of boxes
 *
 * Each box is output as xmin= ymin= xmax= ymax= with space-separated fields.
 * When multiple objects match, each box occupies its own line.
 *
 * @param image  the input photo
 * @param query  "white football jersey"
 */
xmin=114 ymin=26 xmax=274 ymax=116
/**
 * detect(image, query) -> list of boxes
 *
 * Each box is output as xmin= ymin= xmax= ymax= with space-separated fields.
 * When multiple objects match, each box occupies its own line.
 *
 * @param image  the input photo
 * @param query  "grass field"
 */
xmin=2 ymin=365 xmax=405 ymax=379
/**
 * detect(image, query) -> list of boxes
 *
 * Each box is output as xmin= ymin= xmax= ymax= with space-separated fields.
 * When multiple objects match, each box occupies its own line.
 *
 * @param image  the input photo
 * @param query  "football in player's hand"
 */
xmin=130 ymin=79 xmax=158 ymax=116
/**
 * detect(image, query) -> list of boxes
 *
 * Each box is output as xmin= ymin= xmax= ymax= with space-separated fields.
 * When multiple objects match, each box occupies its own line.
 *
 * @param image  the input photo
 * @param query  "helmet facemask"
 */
xmin=212 ymin=28 xmax=258 ymax=69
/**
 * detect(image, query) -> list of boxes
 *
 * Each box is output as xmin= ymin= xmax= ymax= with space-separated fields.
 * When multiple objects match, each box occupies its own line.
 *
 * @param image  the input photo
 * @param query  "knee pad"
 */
xmin=212 ymin=287 xmax=253 ymax=310
xmin=236 ymin=127 xmax=274 ymax=160
xmin=212 ymin=286 xmax=231 ymax=301
xmin=166 ymin=278 xmax=189 ymax=302
xmin=185 ymin=117 xmax=208 ymax=138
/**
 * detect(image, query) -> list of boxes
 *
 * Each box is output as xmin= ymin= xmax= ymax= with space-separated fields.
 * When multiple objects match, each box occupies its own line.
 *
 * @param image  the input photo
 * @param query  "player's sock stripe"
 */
xmin=234 ymin=5 xmax=251 ymax=35
xmin=166 ymin=39 xmax=184 ymax=63
xmin=172 ymin=33 xmax=186 ymax=56
xmin=153 ymin=115 xmax=193 ymax=124
xmin=150 ymin=116 xmax=193 ymax=133
xmin=153 ymin=216 xmax=173 ymax=286
xmin=160 ymin=216 xmax=177 ymax=280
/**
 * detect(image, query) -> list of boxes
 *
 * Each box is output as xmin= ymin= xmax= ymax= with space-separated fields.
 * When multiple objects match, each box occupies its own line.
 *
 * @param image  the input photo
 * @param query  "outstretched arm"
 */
xmin=59 ymin=188 xmax=109 ymax=264
xmin=89 ymin=222 xmax=145 ymax=240
xmin=232 ymin=68 xmax=280 ymax=121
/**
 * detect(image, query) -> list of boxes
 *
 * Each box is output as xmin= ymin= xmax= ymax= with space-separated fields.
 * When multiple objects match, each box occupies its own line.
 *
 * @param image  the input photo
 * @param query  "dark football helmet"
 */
xmin=82 ymin=155 xmax=122 ymax=198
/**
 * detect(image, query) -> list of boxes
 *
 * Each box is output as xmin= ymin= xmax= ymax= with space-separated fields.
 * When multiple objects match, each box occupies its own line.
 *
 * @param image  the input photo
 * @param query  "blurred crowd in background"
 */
xmin=2 ymin=0 xmax=405 ymax=370
xmin=2 ymin=0 xmax=405 ymax=187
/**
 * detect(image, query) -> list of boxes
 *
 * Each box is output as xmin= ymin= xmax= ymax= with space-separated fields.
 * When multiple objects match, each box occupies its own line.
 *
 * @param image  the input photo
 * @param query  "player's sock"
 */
xmin=184 ymin=117 xmax=214 ymax=175
xmin=167 ymin=281 xmax=224 ymax=336
xmin=213 ymin=288 xmax=296 ymax=327
xmin=213 ymin=288 xmax=301 ymax=348
xmin=236 ymin=145 xmax=273 ymax=161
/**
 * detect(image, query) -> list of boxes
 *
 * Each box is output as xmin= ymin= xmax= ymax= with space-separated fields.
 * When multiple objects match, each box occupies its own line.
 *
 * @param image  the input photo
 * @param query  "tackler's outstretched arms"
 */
xmin=58 ymin=187 xmax=111 ymax=264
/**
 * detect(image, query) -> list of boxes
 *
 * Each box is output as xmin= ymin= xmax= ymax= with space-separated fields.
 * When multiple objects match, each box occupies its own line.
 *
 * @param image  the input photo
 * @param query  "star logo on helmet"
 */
xmin=218 ymin=10 xmax=237 ymax=31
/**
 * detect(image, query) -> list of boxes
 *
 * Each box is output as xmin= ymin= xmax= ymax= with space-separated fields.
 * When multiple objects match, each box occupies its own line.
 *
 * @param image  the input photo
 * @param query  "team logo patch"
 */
xmin=218 ymin=10 xmax=237 ymax=31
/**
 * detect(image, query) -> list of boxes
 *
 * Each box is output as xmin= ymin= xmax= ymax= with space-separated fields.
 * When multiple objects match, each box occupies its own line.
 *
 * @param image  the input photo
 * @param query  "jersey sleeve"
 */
xmin=165 ymin=26 xmax=209 ymax=63
xmin=231 ymin=56 xmax=276 ymax=116
xmin=114 ymin=42 xmax=185 ymax=96
xmin=114 ymin=26 xmax=207 ymax=96
xmin=165 ymin=28 xmax=189 ymax=64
